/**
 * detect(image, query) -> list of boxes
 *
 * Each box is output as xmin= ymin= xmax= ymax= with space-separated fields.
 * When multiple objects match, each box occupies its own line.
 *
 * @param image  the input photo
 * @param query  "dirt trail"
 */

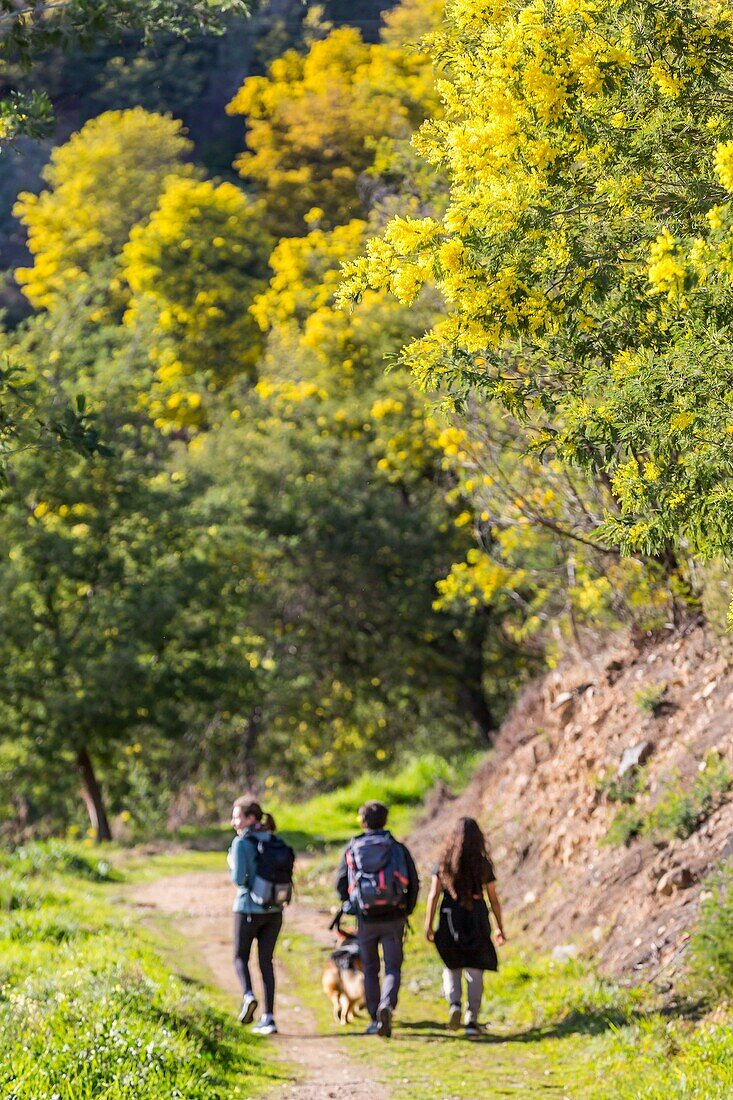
xmin=133 ymin=871 xmax=388 ymax=1099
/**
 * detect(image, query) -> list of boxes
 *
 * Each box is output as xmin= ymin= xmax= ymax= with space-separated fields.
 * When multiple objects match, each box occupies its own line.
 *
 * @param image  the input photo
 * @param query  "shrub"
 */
xmin=604 ymin=752 xmax=731 ymax=846
xmin=596 ymin=766 xmax=647 ymax=804
xmin=605 ymin=805 xmax=646 ymax=847
xmin=634 ymin=682 xmax=668 ymax=715
xmin=647 ymin=755 xmax=731 ymax=841
xmin=687 ymin=866 xmax=733 ymax=1004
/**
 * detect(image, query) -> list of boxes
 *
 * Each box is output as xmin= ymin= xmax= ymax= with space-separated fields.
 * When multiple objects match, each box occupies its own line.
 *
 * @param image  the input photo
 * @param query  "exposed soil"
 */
xmin=133 ymin=872 xmax=390 ymax=1099
xmin=410 ymin=623 xmax=733 ymax=978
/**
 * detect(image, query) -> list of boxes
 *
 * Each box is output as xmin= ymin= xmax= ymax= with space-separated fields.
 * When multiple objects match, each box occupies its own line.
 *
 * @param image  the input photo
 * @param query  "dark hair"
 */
xmin=261 ymin=812 xmax=277 ymax=832
xmin=438 ymin=817 xmax=493 ymax=910
xmin=233 ymin=797 xmax=263 ymax=821
xmin=359 ymin=801 xmax=388 ymax=830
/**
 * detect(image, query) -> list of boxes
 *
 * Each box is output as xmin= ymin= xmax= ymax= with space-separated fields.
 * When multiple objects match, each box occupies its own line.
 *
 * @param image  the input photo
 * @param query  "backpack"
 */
xmin=246 ymin=834 xmax=295 ymax=908
xmin=346 ymin=832 xmax=410 ymax=915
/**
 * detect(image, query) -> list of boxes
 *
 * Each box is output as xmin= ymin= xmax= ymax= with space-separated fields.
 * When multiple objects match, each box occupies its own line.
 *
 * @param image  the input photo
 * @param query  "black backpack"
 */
xmin=346 ymin=832 xmax=410 ymax=915
xmin=246 ymin=834 xmax=295 ymax=908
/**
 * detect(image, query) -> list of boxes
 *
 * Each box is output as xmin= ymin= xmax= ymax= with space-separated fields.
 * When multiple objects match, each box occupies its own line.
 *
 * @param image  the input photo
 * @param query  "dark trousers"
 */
xmin=357 ymin=916 xmax=406 ymax=1020
xmin=233 ymin=911 xmax=283 ymax=1015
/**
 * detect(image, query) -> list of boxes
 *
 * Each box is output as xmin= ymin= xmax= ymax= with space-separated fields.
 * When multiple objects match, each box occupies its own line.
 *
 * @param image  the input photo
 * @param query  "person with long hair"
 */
xmin=424 ymin=817 xmax=506 ymax=1037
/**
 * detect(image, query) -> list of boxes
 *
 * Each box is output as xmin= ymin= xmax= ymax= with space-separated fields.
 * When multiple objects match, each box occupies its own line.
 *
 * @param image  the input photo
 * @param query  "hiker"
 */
xmin=424 ymin=816 xmax=506 ymax=1037
xmin=229 ymin=798 xmax=295 ymax=1036
xmin=336 ymin=800 xmax=419 ymax=1037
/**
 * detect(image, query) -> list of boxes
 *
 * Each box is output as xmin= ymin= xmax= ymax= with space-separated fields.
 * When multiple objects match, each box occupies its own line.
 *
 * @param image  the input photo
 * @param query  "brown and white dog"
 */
xmin=322 ymin=926 xmax=365 ymax=1024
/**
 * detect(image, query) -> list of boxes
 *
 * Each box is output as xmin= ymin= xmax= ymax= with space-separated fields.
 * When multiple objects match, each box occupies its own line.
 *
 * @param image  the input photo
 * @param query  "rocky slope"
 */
xmin=411 ymin=622 xmax=733 ymax=978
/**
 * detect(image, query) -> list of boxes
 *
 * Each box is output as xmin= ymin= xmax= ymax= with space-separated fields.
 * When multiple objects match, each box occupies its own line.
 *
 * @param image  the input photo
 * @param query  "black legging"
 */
xmin=233 ymin=911 xmax=283 ymax=1015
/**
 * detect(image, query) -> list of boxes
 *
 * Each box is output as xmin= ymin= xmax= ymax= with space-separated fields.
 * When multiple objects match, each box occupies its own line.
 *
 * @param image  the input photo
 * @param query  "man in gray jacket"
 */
xmin=335 ymin=800 xmax=419 ymax=1037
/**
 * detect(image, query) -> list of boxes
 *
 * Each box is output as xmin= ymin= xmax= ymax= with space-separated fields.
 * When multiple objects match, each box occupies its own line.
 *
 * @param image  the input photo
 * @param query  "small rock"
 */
xmin=523 ymin=890 xmax=537 ymax=906
xmin=617 ymin=739 xmax=654 ymax=779
xmin=656 ymin=867 xmax=695 ymax=896
xmin=551 ymin=691 xmax=575 ymax=725
xmin=551 ymin=943 xmax=578 ymax=963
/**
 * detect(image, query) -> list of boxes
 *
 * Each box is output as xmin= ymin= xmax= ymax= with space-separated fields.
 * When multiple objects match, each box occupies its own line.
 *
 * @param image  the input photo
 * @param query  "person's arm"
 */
xmin=231 ymin=835 xmax=250 ymax=888
xmin=335 ymin=847 xmax=350 ymax=903
xmin=424 ymin=874 xmax=441 ymax=942
xmin=403 ymin=844 xmax=420 ymax=915
xmin=486 ymin=881 xmax=506 ymax=945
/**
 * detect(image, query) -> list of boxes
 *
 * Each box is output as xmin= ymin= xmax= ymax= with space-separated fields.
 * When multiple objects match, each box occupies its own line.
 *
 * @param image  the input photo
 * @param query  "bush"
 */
xmin=605 ymin=805 xmax=646 ymax=847
xmin=647 ymin=755 xmax=731 ymax=841
xmin=634 ymin=682 xmax=668 ymax=715
xmin=604 ymin=752 xmax=731 ymax=846
xmin=687 ymin=866 xmax=733 ymax=1004
xmin=596 ymin=766 xmax=647 ymax=804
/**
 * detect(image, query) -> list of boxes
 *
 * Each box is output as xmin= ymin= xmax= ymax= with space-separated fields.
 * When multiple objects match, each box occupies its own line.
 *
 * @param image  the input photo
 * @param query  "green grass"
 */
xmin=0 ymin=841 xmax=281 ymax=1099
xmin=270 ymin=753 xmax=479 ymax=849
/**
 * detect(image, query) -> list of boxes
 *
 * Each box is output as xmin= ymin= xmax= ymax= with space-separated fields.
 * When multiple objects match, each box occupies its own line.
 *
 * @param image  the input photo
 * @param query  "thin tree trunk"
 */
xmin=76 ymin=747 xmax=112 ymax=842
xmin=240 ymin=706 xmax=263 ymax=789
xmin=459 ymin=612 xmax=497 ymax=746
xmin=461 ymin=681 xmax=496 ymax=746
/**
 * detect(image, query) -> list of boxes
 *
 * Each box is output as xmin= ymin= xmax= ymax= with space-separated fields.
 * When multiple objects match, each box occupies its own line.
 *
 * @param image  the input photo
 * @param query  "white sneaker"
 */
xmin=252 ymin=1015 xmax=278 ymax=1036
xmin=238 ymin=993 xmax=258 ymax=1024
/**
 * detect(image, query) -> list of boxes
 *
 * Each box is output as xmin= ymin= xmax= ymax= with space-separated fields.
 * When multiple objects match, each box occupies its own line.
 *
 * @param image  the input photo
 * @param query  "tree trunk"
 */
xmin=458 ymin=611 xmax=498 ymax=746
xmin=461 ymin=681 xmax=496 ymax=746
xmin=76 ymin=747 xmax=112 ymax=842
xmin=240 ymin=706 xmax=263 ymax=789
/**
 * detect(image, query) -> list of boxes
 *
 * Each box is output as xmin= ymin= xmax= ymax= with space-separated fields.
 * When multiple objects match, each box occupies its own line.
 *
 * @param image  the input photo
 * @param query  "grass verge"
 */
xmin=0 ymin=841 xmax=282 ymax=1099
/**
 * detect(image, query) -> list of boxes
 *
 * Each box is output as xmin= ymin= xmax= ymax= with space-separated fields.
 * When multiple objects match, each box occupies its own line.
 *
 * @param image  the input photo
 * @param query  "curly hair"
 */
xmin=438 ymin=817 xmax=493 ymax=910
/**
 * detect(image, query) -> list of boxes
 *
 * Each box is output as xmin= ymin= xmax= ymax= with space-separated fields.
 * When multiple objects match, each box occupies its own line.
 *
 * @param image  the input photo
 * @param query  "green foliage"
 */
xmin=595 ymin=765 xmax=646 ymax=805
xmin=646 ymin=755 xmax=732 ymax=841
xmin=0 ymin=364 xmax=108 ymax=482
xmin=606 ymin=752 xmax=731 ymax=846
xmin=0 ymin=1 xmax=254 ymax=145
xmin=606 ymin=1016 xmax=733 ymax=1100
xmin=271 ymin=753 xmax=478 ymax=846
xmin=0 ymin=841 xmax=276 ymax=1098
xmin=340 ymin=0 xmax=733 ymax=569
xmin=0 ymin=300 xmax=267 ymax=839
xmin=687 ymin=865 xmax=733 ymax=1005
xmin=634 ymin=682 xmax=669 ymax=716
xmin=604 ymin=804 xmax=646 ymax=847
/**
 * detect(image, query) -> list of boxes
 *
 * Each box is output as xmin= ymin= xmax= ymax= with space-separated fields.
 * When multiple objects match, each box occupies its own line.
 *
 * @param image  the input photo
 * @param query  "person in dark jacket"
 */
xmin=424 ymin=816 xmax=506 ymax=1037
xmin=335 ymin=800 xmax=419 ymax=1038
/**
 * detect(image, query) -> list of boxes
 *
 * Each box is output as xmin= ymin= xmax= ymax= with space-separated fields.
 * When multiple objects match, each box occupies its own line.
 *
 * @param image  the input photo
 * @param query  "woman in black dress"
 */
xmin=424 ymin=817 xmax=506 ymax=1036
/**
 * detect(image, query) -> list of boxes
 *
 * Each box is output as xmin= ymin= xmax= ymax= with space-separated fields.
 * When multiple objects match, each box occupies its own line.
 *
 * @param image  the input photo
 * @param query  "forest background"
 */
xmin=2 ymin=0 xmax=733 ymax=844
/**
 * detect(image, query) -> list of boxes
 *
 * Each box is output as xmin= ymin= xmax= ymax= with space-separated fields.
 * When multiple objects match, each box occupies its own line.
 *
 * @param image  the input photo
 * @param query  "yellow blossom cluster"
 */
xmin=340 ymin=0 xmax=733 ymax=406
xmin=15 ymin=109 xmax=194 ymax=311
xmin=122 ymin=177 xmax=269 ymax=431
xmin=227 ymin=19 xmax=440 ymax=236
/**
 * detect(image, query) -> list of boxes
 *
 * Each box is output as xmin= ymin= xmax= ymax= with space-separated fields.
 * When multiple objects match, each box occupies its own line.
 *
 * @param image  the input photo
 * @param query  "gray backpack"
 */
xmin=346 ymin=833 xmax=409 ymax=914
